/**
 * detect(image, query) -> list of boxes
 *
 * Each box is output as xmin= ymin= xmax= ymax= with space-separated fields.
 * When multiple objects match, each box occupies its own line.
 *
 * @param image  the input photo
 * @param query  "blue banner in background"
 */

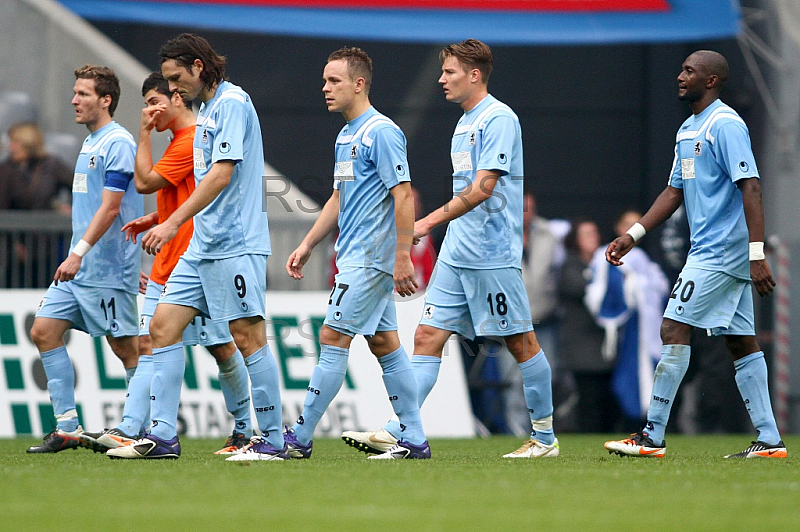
xmin=58 ymin=0 xmax=741 ymax=44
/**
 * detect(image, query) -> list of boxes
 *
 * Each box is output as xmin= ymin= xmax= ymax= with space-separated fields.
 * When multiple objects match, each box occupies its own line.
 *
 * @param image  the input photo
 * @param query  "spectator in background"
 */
xmin=585 ymin=210 xmax=669 ymax=431
xmin=4 ymin=122 xmax=73 ymax=214
xmin=558 ymin=219 xmax=620 ymax=432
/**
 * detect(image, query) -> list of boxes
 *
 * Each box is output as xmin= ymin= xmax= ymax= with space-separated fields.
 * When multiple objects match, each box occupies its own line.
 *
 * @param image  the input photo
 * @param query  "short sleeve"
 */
xmin=713 ymin=121 xmax=759 ymax=183
xmin=668 ymin=144 xmax=683 ymax=189
xmin=369 ymin=125 xmax=410 ymax=189
xmin=477 ymin=114 xmax=515 ymax=176
xmin=212 ymin=98 xmax=246 ymax=164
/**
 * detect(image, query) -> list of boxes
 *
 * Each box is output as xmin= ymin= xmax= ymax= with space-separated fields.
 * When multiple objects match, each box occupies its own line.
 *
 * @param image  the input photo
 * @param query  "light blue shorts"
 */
xmin=323 ymin=267 xmax=397 ymax=337
xmin=140 ymin=280 xmax=233 ymax=346
xmin=419 ymin=262 xmax=534 ymax=340
xmin=663 ymin=266 xmax=755 ymax=336
xmin=35 ymin=281 xmax=138 ymax=337
xmin=159 ymin=252 xmax=267 ymax=321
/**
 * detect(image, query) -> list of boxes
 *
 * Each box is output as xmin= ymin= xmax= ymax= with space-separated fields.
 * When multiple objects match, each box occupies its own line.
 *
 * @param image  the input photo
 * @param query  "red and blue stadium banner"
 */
xmin=58 ymin=0 xmax=741 ymax=44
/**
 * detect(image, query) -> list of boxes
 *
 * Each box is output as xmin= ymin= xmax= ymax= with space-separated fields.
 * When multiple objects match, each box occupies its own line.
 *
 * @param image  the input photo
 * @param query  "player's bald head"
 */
xmin=688 ymin=50 xmax=729 ymax=88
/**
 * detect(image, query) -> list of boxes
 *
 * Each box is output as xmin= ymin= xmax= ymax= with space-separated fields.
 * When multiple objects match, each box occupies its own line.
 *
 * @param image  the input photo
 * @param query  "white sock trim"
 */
xmin=531 ymin=415 xmax=553 ymax=432
xmin=55 ymin=409 xmax=78 ymax=422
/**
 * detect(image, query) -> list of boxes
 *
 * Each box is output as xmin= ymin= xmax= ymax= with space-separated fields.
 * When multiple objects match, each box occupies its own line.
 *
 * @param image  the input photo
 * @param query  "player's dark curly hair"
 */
xmin=159 ymin=33 xmax=227 ymax=91
xmin=328 ymin=47 xmax=373 ymax=93
xmin=440 ymin=39 xmax=493 ymax=83
xmin=74 ymin=65 xmax=121 ymax=117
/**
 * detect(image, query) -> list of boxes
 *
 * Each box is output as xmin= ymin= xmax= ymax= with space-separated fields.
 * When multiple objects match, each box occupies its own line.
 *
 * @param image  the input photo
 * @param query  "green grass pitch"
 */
xmin=2 ymin=434 xmax=797 ymax=530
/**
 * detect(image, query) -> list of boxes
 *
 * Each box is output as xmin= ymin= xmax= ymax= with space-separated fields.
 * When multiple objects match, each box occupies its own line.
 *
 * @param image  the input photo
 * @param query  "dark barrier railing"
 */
xmin=0 ymin=210 xmax=71 ymax=288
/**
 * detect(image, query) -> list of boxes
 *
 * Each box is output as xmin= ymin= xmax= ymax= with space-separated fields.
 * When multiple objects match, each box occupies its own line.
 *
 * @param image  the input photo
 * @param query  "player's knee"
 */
xmin=30 ymin=321 xmax=57 ymax=350
xmin=660 ymin=319 xmax=691 ymax=345
xmin=207 ymin=341 xmax=236 ymax=363
xmin=414 ymin=325 xmax=446 ymax=356
xmin=138 ymin=334 xmax=153 ymax=357
xmin=724 ymin=335 xmax=759 ymax=359
xmin=148 ymin=316 xmax=173 ymax=348
xmin=319 ymin=325 xmax=348 ymax=349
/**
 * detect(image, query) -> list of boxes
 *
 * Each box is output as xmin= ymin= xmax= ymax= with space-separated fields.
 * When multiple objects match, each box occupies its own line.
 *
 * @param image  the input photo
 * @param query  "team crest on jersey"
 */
xmin=694 ymin=141 xmax=702 ymax=156
xmin=469 ymin=131 xmax=476 ymax=146
xmin=88 ymin=155 xmax=97 ymax=169
xmin=350 ymin=145 xmax=358 ymax=159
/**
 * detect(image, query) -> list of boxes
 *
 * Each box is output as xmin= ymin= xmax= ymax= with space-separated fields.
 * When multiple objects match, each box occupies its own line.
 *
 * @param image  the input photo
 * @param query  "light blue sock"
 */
xmin=149 ymin=343 xmax=185 ymax=440
xmin=385 ymin=354 xmax=440 ymax=439
xmin=125 ymin=366 xmax=136 ymax=386
xmin=519 ymin=351 xmax=555 ymax=445
xmin=379 ymin=346 xmax=425 ymax=446
xmin=117 ymin=354 xmax=153 ymax=436
xmin=734 ymin=351 xmax=781 ymax=445
xmin=41 ymin=346 xmax=79 ymax=432
xmin=292 ymin=344 xmax=349 ymax=444
xmin=245 ymin=345 xmax=284 ymax=449
xmin=217 ymin=350 xmax=253 ymax=436
xmin=644 ymin=344 xmax=690 ymax=445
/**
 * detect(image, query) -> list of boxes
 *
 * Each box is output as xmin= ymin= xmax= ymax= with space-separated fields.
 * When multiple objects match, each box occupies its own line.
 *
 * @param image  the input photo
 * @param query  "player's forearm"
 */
xmin=134 ymin=129 xmax=156 ymax=192
xmin=739 ymin=178 xmax=766 ymax=243
xmin=391 ymin=183 xmax=415 ymax=255
xmin=302 ymin=192 xmax=340 ymax=249
xmin=638 ymin=186 xmax=683 ymax=233
xmin=166 ymin=161 xmax=232 ymax=229
xmin=421 ymin=172 xmax=497 ymax=233
xmin=79 ymin=192 xmax=124 ymax=247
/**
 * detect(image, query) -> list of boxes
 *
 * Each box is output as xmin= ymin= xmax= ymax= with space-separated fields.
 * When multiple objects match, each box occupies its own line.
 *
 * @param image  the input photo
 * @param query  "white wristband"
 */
xmin=626 ymin=222 xmax=646 ymax=242
xmin=749 ymin=242 xmax=765 ymax=261
xmin=73 ymin=239 xmax=92 ymax=258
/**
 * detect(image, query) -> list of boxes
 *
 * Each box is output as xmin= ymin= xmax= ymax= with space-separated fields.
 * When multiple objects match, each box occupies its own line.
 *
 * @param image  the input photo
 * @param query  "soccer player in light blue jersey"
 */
xmin=27 ymin=65 xmax=143 ymax=454
xmin=342 ymin=39 xmax=559 ymax=459
xmin=284 ymin=47 xmax=430 ymax=460
xmin=604 ymin=51 xmax=786 ymax=459
xmin=80 ymin=72 xmax=253 ymax=457
xmin=110 ymin=34 xmax=284 ymax=461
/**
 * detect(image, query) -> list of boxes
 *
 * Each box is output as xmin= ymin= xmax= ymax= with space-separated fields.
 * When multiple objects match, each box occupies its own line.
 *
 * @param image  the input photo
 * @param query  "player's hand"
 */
xmin=286 ymin=244 xmax=312 ymax=280
xmin=141 ymin=103 xmax=166 ymax=131
xmin=122 ymin=212 xmax=158 ymax=244
xmin=139 ymin=270 xmax=149 ymax=294
xmin=413 ymin=219 xmax=431 ymax=246
xmin=394 ymin=253 xmax=418 ymax=297
xmin=751 ymin=259 xmax=776 ymax=297
xmin=605 ymin=235 xmax=635 ymax=266
xmin=141 ymin=219 xmax=179 ymax=255
xmin=53 ymin=254 xmax=82 ymax=285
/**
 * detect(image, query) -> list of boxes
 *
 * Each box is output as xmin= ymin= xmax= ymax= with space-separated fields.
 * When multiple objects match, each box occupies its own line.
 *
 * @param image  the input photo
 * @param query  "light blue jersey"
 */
xmin=191 ymin=80 xmax=270 ymax=259
xmin=333 ymin=106 xmax=410 ymax=274
xmin=71 ymin=121 xmax=141 ymax=294
xmin=439 ymin=94 xmax=524 ymax=270
xmin=668 ymin=99 xmax=759 ymax=280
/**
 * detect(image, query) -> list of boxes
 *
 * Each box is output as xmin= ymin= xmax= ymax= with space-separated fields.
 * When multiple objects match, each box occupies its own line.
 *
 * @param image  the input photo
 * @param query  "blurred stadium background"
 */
xmin=1 ymin=0 xmax=800 ymax=435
